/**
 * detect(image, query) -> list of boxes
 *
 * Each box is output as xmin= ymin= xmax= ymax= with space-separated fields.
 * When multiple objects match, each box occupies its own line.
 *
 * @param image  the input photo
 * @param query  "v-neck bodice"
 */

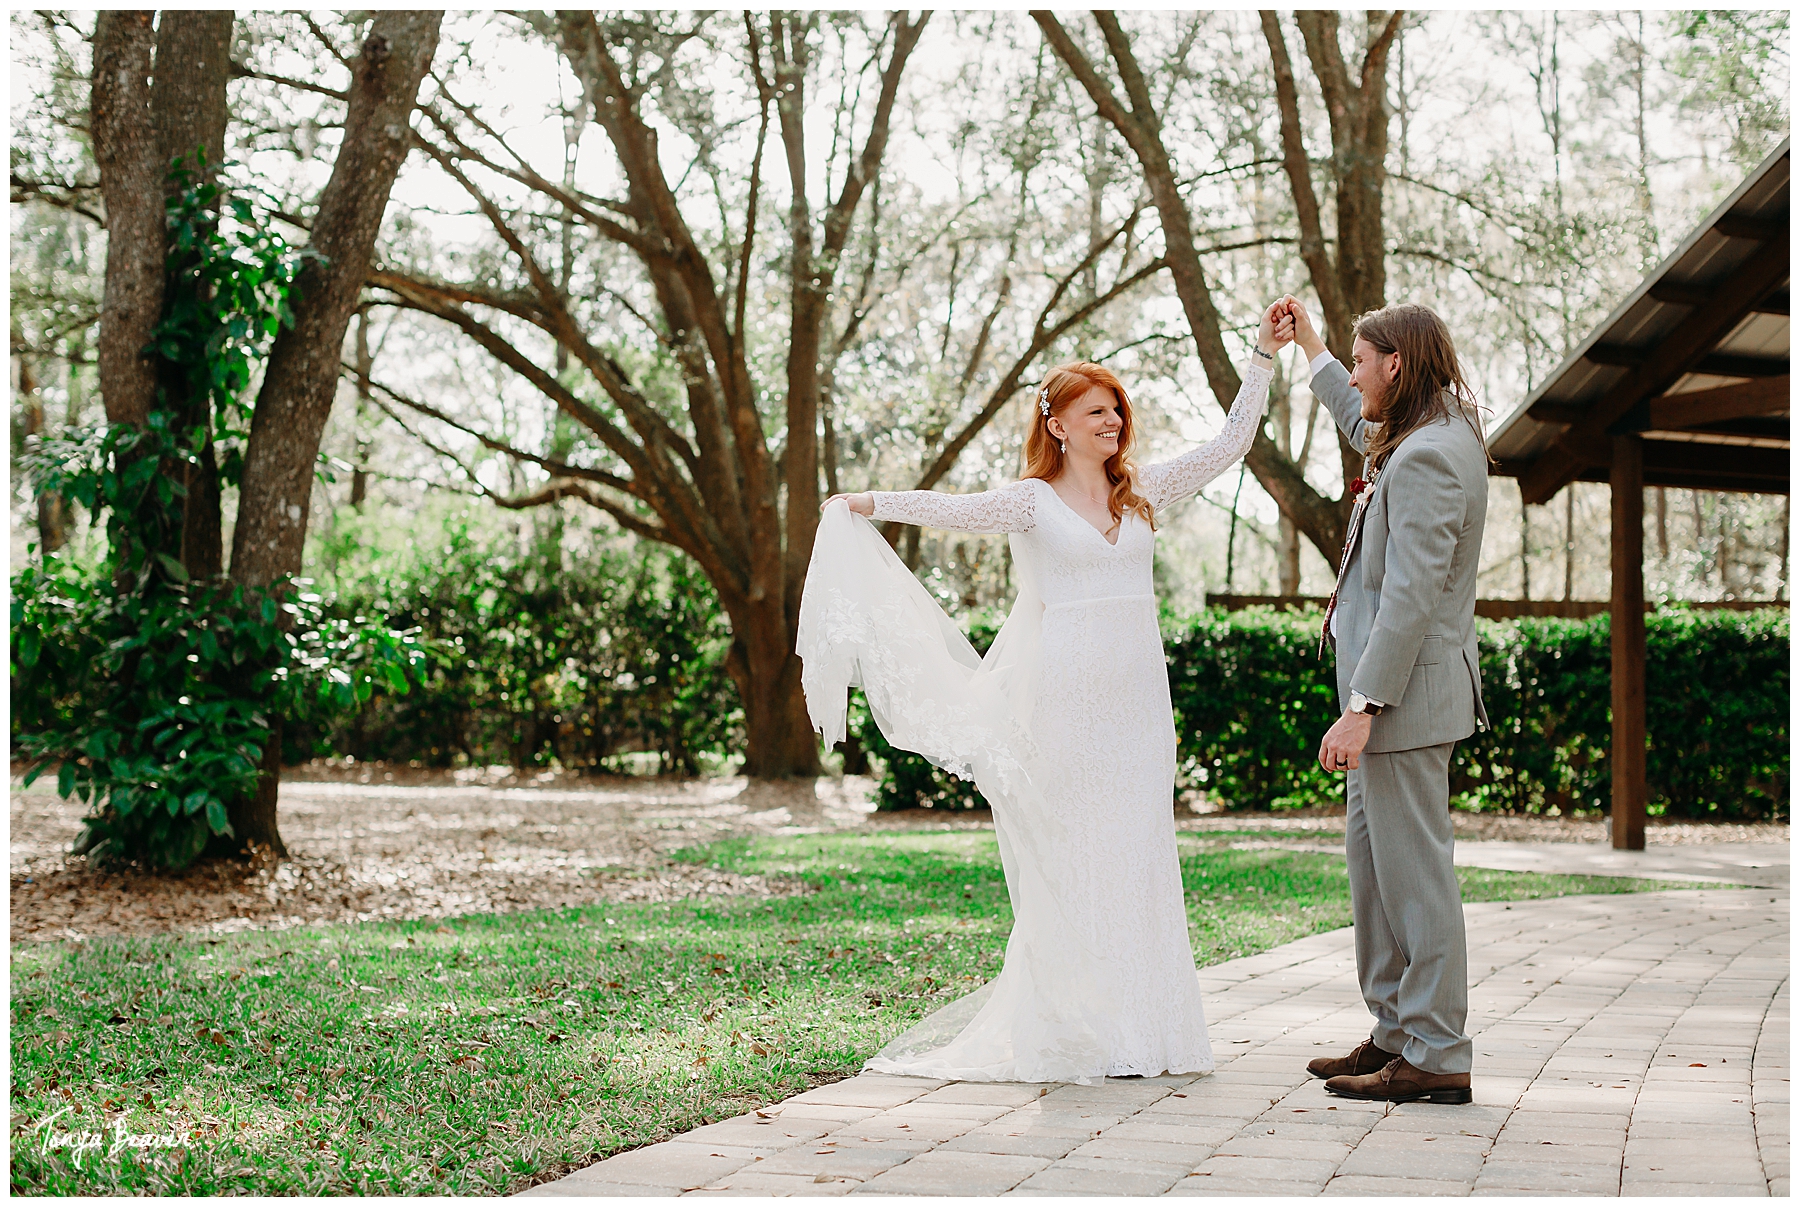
xmin=1045 ymin=483 xmax=1124 ymax=547
xmin=1016 ymin=478 xmax=1155 ymax=606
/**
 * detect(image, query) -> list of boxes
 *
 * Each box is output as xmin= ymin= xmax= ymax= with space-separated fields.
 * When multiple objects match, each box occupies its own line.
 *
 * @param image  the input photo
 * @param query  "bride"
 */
xmin=797 ymin=301 xmax=1291 ymax=1083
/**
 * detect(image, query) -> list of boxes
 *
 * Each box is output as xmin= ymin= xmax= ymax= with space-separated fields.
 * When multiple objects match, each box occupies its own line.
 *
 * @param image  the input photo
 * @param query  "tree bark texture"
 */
xmin=151 ymin=11 xmax=233 ymax=181
xmin=230 ymin=11 xmax=442 ymax=590
xmin=220 ymin=11 xmax=441 ymax=857
xmin=90 ymin=10 xmax=163 ymax=428
xmin=1034 ymin=11 xmax=1360 ymax=566
xmin=151 ymin=10 xmax=235 ymax=580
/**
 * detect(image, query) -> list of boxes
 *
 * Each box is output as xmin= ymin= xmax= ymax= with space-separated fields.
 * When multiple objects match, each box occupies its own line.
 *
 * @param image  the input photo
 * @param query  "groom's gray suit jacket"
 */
xmin=1313 ymin=360 xmax=1490 ymax=754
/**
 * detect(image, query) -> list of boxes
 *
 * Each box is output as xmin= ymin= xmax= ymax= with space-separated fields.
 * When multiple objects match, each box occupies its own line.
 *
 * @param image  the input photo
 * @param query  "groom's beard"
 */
xmin=1360 ymin=382 xmax=1387 ymax=422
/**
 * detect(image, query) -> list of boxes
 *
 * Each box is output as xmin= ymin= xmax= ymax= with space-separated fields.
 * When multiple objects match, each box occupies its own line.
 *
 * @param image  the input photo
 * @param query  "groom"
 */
xmin=1279 ymin=297 xmax=1490 ymax=1105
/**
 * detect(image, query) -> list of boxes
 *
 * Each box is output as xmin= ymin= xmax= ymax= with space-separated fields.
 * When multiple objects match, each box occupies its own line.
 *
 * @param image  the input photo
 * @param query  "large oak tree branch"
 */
xmin=1033 ymin=14 xmax=1146 ymax=150
xmin=1261 ymin=11 xmax=1346 ymax=344
xmin=412 ymin=143 xmax=701 ymax=475
xmin=374 ymin=284 xmax=737 ymax=584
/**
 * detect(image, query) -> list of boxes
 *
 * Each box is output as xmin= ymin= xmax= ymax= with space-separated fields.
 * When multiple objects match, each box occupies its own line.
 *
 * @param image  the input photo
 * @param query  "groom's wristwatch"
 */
xmin=1348 ymin=691 xmax=1387 ymax=716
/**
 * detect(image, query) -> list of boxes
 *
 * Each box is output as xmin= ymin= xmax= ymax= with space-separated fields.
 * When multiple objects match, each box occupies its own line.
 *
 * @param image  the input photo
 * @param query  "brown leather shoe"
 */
xmin=1325 ymin=1055 xmax=1473 ymax=1104
xmin=1306 ymin=1036 xmax=1398 ymax=1080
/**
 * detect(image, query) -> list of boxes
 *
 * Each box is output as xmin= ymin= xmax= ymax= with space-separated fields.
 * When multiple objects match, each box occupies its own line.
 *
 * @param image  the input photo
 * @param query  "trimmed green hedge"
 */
xmin=864 ymin=606 xmax=1788 ymax=821
xmin=294 ymin=528 xmax=741 ymax=775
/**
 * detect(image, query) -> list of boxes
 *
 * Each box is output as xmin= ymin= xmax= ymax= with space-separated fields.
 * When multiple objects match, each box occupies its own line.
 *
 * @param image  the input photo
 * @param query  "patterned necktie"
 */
xmin=1319 ymin=466 xmax=1376 ymax=659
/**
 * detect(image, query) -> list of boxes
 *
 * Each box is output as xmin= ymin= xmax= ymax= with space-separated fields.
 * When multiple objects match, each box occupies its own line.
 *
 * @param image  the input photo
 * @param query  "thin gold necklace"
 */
xmin=1067 ymin=484 xmax=1120 ymax=533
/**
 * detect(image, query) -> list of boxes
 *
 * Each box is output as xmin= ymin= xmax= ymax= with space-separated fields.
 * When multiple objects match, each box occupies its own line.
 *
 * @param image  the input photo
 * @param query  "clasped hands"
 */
xmin=1259 ymin=295 xmax=1328 ymax=357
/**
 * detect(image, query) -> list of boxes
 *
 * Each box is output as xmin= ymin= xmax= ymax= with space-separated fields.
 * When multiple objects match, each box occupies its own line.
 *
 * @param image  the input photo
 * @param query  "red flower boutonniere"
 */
xmin=1348 ymin=477 xmax=1366 ymax=497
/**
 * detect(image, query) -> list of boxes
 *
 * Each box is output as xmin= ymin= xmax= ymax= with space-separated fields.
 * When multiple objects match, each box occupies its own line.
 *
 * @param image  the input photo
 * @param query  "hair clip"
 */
xmin=1038 ymin=385 xmax=1051 ymax=416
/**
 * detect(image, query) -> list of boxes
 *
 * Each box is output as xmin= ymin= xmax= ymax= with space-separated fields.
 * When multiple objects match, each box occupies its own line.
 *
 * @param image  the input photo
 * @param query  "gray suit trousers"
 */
xmin=1345 ymin=740 xmax=1472 ymax=1075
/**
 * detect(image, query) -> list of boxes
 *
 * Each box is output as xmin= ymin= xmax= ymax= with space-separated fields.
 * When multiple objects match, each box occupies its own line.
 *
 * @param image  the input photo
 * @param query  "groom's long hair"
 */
xmin=1354 ymin=304 xmax=1491 ymax=471
xmin=1022 ymin=362 xmax=1157 ymax=530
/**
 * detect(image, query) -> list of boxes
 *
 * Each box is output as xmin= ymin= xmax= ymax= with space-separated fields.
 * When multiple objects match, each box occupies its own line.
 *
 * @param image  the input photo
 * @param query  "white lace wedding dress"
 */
xmin=798 ymin=358 xmax=1273 ymax=1083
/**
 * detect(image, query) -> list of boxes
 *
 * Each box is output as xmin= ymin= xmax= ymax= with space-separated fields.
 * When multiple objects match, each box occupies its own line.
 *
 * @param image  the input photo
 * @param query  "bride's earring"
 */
xmin=1060 ymin=439 xmax=1067 ymax=455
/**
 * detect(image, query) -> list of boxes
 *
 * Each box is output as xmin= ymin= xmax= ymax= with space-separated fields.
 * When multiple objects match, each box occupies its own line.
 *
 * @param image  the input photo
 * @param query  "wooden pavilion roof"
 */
xmin=1488 ymin=139 xmax=1789 ymax=504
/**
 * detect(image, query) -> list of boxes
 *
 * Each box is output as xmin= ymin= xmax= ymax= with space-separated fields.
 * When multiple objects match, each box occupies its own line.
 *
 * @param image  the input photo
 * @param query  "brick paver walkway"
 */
xmin=523 ymin=888 xmax=1787 ymax=1197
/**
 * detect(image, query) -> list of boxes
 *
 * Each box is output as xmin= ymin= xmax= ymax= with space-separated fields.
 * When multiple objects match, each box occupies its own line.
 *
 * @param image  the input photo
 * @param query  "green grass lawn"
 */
xmin=10 ymin=830 xmax=1714 ymax=1195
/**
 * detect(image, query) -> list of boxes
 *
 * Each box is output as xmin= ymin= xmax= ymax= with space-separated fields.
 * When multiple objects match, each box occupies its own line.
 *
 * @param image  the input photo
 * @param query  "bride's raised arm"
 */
xmin=1137 ymin=356 xmax=1275 ymax=512
xmin=863 ymin=477 xmax=1039 ymax=533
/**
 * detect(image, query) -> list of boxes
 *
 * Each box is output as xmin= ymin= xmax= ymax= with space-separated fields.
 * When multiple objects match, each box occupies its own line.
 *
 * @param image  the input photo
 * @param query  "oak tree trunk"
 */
xmin=218 ymin=11 xmax=442 ymax=858
xmin=231 ymin=12 xmax=441 ymax=590
xmin=382 ymin=15 xmax=921 ymax=782
xmin=91 ymin=11 xmax=163 ymax=430
xmin=726 ymin=600 xmax=829 ymax=781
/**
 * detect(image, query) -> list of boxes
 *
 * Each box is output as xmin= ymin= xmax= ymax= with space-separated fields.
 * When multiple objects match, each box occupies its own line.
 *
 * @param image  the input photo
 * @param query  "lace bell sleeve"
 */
xmin=869 ymin=478 xmax=1038 ymax=533
xmin=1138 ymin=359 xmax=1275 ymax=511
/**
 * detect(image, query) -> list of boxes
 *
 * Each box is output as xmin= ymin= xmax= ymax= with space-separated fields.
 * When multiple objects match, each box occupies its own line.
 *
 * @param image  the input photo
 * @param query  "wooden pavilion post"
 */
xmin=1609 ymin=433 xmax=1648 ymax=850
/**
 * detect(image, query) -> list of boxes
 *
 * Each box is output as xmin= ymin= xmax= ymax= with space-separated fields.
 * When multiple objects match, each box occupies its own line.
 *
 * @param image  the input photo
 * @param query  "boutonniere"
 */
xmin=1349 ymin=466 xmax=1380 ymax=501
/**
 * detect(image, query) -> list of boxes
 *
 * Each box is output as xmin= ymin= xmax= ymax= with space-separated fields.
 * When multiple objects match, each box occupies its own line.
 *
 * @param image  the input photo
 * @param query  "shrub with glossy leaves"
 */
xmin=12 ymin=562 xmax=427 ymax=870
xmin=302 ymin=521 xmax=741 ymax=775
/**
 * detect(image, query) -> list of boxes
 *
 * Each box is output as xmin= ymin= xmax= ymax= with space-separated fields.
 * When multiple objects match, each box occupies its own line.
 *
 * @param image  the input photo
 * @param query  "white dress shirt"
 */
xmin=1311 ymin=349 xmax=1347 ymax=641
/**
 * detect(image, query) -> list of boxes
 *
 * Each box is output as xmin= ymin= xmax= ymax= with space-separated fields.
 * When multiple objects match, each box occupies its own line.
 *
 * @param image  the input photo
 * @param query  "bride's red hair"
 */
xmin=1022 ymin=361 xmax=1156 ymax=530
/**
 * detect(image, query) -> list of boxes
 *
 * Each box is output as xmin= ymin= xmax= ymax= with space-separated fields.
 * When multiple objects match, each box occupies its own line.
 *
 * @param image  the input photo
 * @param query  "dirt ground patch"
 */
xmin=9 ymin=768 xmax=874 ymax=944
xmin=10 ymin=762 xmax=1784 ymax=944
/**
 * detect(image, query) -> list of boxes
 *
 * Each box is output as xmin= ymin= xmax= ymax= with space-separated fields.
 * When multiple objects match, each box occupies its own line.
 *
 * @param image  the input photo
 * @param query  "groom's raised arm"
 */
xmin=1281 ymin=297 xmax=1371 ymax=454
xmin=1309 ymin=354 xmax=1371 ymax=455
